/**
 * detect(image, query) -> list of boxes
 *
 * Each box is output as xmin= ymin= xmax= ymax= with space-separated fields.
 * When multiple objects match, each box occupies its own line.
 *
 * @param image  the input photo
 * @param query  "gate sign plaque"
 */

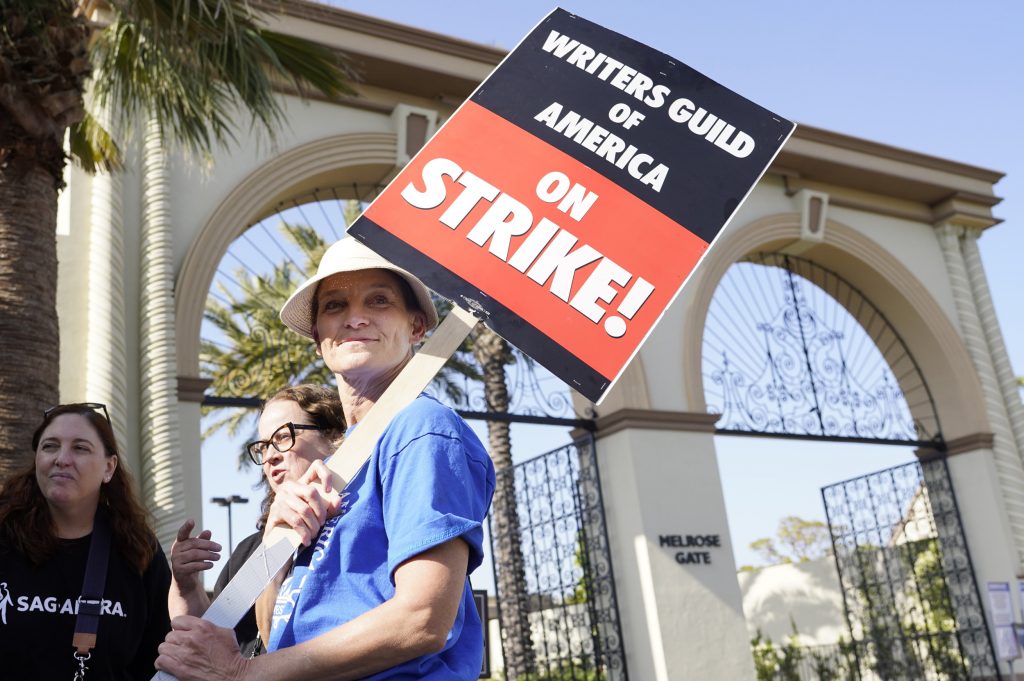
xmin=350 ymin=8 xmax=795 ymax=404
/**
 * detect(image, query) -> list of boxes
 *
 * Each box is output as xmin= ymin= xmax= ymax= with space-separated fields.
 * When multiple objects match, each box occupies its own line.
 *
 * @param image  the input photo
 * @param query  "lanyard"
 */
xmin=71 ymin=509 xmax=112 ymax=680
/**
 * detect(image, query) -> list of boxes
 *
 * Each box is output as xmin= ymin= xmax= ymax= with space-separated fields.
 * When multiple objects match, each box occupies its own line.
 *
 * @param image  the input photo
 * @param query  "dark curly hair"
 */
xmin=0 ymin=404 xmax=157 ymax=573
xmin=255 ymin=385 xmax=346 ymax=530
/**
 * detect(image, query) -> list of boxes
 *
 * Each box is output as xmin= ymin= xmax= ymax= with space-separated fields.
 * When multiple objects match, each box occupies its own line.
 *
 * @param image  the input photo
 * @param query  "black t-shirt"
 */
xmin=0 ymin=532 xmax=171 ymax=680
xmin=213 ymin=531 xmax=264 ymax=657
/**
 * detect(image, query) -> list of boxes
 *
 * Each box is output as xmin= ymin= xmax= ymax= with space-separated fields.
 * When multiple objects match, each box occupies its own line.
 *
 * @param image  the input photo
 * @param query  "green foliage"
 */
xmin=750 ymin=536 xmax=788 ymax=566
xmin=517 ymin=660 xmax=605 ymax=681
xmin=836 ymin=636 xmax=859 ymax=676
xmin=833 ymin=537 xmax=968 ymax=679
xmin=200 ymin=221 xmax=332 ymax=447
xmin=88 ymin=0 xmax=355 ymax=163
xmin=809 ymin=648 xmax=841 ymax=681
xmin=757 ymin=636 xmax=857 ymax=680
xmin=750 ymin=515 xmax=832 ymax=567
xmin=751 ymin=629 xmax=783 ymax=681
xmin=900 ymin=538 xmax=965 ymax=677
xmin=428 ymin=293 xmax=484 ymax=405
xmin=562 ymin=530 xmax=591 ymax=606
xmin=805 ymin=636 xmax=858 ymax=681
xmin=749 ymin=622 xmax=819 ymax=679
xmin=68 ymin=110 xmax=122 ymax=172
xmin=776 ymin=620 xmax=804 ymax=681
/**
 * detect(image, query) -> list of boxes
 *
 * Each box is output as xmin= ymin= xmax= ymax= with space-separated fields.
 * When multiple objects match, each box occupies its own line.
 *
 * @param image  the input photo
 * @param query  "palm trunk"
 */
xmin=0 ymin=162 xmax=61 ymax=478
xmin=473 ymin=327 xmax=536 ymax=679
xmin=0 ymin=1 xmax=89 ymax=480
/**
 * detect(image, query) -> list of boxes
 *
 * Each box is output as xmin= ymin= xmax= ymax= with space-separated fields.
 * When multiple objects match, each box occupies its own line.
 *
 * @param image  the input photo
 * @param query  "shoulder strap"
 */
xmin=72 ymin=509 xmax=112 ymax=654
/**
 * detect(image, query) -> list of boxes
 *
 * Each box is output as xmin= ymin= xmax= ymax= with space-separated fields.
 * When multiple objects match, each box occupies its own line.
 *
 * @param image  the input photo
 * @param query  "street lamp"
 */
xmin=210 ymin=494 xmax=249 ymax=555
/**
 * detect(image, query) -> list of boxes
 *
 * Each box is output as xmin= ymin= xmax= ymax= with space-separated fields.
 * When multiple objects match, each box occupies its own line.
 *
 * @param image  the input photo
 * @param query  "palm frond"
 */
xmin=259 ymin=29 xmax=358 ymax=99
xmin=91 ymin=0 xmax=354 ymax=158
xmin=67 ymin=110 xmax=122 ymax=172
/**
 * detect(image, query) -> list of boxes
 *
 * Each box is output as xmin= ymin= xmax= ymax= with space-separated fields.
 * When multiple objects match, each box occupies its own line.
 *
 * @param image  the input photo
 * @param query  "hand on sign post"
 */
xmin=264 ymin=459 xmax=343 ymax=547
xmin=156 ymin=615 xmax=250 ymax=681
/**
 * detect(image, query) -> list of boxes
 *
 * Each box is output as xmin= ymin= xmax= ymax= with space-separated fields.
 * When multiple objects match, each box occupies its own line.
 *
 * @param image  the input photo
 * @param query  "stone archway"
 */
xmin=175 ymin=132 xmax=401 ymax=378
xmin=681 ymin=213 xmax=988 ymax=441
xmin=679 ymin=212 xmax=1024 ymax=580
xmin=170 ymin=127 xmax=443 ymax=526
xmin=694 ymin=234 xmax=999 ymax=676
xmin=588 ymin=195 xmax=1022 ymax=678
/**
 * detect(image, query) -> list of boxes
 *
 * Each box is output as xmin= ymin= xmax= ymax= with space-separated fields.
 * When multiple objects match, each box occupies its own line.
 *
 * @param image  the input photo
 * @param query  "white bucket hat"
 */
xmin=279 ymin=237 xmax=440 ymax=339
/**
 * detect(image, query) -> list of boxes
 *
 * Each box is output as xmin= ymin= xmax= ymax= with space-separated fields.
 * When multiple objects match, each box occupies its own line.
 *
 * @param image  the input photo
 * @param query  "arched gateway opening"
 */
xmin=703 ymin=251 xmax=998 ymax=679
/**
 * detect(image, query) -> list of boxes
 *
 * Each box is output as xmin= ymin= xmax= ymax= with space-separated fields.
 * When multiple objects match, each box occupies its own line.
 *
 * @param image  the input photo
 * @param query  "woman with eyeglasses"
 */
xmin=0 ymin=403 xmax=172 ymax=679
xmin=168 ymin=384 xmax=345 ymax=658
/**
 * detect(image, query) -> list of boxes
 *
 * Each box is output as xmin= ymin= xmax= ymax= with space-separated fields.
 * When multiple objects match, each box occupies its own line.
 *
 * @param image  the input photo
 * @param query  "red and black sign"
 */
xmin=350 ymin=8 xmax=794 ymax=404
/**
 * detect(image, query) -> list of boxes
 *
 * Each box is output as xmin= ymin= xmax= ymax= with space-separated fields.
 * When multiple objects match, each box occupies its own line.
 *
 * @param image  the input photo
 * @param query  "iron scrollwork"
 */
xmin=822 ymin=459 xmax=998 ymax=680
xmin=490 ymin=437 xmax=628 ymax=680
xmin=704 ymin=254 xmax=942 ymax=444
xmin=431 ymin=349 xmax=595 ymax=423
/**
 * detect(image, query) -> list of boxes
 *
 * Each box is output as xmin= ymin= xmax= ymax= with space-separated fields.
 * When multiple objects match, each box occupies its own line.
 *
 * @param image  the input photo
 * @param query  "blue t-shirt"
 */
xmin=268 ymin=394 xmax=496 ymax=679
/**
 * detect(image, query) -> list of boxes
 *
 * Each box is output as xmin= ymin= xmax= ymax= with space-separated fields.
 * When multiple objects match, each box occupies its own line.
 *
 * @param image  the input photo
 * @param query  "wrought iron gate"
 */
xmin=489 ymin=433 xmax=628 ymax=680
xmin=822 ymin=458 xmax=998 ymax=679
xmin=703 ymin=252 xmax=998 ymax=679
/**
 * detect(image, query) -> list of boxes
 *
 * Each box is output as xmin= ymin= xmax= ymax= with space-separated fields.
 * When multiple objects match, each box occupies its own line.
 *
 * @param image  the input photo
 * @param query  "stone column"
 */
xmin=140 ymin=118 xmax=187 ymax=548
xmin=86 ymin=118 xmax=129 ymax=452
xmin=935 ymin=222 xmax=1024 ymax=570
xmin=960 ymin=228 xmax=1024 ymax=458
xmin=595 ymin=409 xmax=755 ymax=681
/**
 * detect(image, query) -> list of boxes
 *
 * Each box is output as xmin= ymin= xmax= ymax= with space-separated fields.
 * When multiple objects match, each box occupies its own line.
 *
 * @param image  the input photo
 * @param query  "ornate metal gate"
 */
xmin=704 ymin=253 xmax=941 ymax=445
xmin=702 ymin=253 xmax=998 ymax=679
xmin=822 ymin=458 xmax=998 ymax=679
xmin=491 ymin=433 xmax=628 ymax=680
xmin=436 ymin=354 xmax=628 ymax=680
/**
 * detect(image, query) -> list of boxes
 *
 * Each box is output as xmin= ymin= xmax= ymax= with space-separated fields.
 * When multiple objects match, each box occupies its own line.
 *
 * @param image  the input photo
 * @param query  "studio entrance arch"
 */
xmin=702 ymin=252 xmax=998 ymax=679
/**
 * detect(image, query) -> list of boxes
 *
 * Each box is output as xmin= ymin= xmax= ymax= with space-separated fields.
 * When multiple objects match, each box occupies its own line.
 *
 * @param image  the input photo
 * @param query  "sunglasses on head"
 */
xmin=44 ymin=402 xmax=111 ymax=424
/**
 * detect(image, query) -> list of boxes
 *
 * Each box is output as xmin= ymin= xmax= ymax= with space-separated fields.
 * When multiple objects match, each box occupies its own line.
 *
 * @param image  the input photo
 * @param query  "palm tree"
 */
xmin=472 ymin=327 xmax=537 ymax=679
xmin=201 ymin=222 xmax=335 ymax=445
xmin=0 ymin=0 xmax=352 ymax=476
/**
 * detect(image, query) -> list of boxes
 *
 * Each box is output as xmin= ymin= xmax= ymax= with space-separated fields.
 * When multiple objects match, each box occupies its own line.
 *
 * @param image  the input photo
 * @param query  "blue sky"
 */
xmin=200 ymin=1 xmax=1024 ymax=581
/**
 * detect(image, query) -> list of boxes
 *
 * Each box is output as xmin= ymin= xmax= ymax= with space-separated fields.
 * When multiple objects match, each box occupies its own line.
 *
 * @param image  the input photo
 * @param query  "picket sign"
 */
xmin=351 ymin=8 xmax=795 ymax=405
xmin=152 ymin=305 xmax=479 ymax=681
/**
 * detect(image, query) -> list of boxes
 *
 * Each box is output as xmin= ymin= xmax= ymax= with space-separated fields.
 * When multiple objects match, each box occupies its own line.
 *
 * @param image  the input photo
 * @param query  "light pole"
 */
xmin=210 ymin=494 xmax=249 ymax=555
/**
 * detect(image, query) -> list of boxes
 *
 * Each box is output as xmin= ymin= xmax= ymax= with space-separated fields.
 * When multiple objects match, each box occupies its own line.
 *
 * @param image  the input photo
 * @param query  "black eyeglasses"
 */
xmin=246 ymin=422 xmax=323 ymax=465
xmin=44 ymin=402 xmax=111 ymax=424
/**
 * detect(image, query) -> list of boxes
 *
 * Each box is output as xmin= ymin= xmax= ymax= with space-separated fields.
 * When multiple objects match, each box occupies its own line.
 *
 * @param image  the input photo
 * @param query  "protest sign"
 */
xmin=350 ymin=7 xmax=795 ymax=404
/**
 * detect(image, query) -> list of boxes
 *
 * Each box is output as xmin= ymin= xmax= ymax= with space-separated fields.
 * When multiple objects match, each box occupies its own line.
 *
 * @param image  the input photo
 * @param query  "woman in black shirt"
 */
xmin=0 ymin=403 xmax=171 ymax=679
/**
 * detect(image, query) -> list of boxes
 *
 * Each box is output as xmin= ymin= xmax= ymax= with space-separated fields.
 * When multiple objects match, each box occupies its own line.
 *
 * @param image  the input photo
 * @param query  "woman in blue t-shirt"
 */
xmin=156 ymin=238 xmax=496 ymax=681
